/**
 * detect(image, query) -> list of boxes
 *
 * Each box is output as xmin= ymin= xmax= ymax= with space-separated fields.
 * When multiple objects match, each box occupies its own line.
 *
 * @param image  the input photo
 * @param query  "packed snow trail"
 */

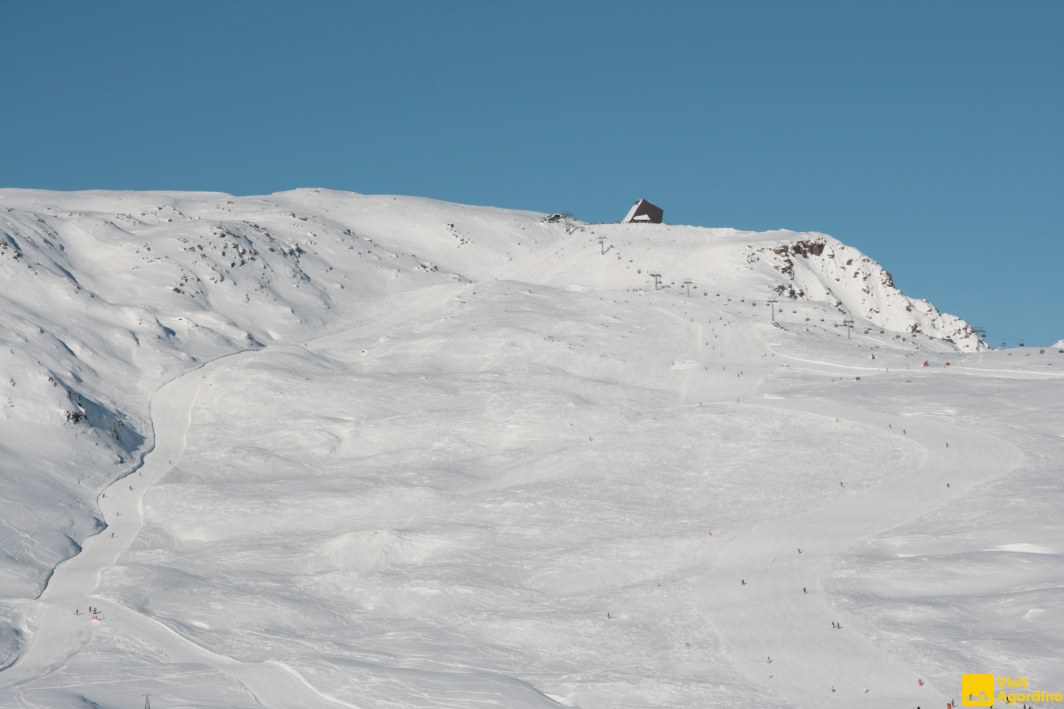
xmin=0 ymin=285 xmax=476 ymax=706
xmin=1 ymin=364 xmax=208 ymax=689
xmin=2 ymin=348 xmax=366 ymax=708
xmin=0 ymin=282 xmax=484 ymax=707
xmin=302 ymin=282 xmax=467 ymax=352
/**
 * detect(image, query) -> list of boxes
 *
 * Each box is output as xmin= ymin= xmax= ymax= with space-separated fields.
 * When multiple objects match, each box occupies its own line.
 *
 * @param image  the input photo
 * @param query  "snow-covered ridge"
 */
xmin=545 ymin=221 xmax=984 ymax=352
xmin=751 ymin=234 xmax=983 ymax=351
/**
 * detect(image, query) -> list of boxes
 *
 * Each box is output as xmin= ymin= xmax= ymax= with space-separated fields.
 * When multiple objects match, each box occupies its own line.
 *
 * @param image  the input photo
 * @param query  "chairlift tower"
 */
xmin=768 ymin=299 xmax=778 ymax=323
xmin=842 ymin=319 xmax=854 ymax=340
xmin=649 ymin=272 xmax=662 ymax=290
xmin=682 ymin=279 xmax=693 ymax=298
xmin=562 ymin=212 xmax=574 ymax=235
xmin=598 ymin=235 xmax=608 ymax=254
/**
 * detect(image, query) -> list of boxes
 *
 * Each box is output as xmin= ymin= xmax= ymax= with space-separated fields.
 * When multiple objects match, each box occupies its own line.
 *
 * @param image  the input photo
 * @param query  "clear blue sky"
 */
xmin=3 ymin=1 xmax=1061 ymax=346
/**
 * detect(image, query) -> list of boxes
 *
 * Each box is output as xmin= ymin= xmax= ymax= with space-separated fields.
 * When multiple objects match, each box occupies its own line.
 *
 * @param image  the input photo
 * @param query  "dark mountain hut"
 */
xmin=621 ymin=199 xmax=664 ymax=224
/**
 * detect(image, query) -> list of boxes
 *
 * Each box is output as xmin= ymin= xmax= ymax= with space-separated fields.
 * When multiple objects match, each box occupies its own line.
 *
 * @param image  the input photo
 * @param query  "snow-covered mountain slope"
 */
xmin=0 ymin=189 xmax=981 ymax=595
xmin=0 ymin=188 xmax=1059 ymax=708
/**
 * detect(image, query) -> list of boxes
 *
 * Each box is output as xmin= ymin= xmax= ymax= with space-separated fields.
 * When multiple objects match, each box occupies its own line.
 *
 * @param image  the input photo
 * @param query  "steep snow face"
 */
xmin=751 ymin=234 xmax=984 ymax=351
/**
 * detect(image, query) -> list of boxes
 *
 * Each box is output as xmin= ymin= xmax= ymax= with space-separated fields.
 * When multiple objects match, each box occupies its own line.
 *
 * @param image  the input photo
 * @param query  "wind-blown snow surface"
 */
xmin=0 ymin=188 xmax=1060 ymax=708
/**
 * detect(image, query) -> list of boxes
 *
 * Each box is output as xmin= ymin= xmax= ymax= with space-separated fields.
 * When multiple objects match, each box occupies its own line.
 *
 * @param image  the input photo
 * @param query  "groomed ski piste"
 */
xmin=0 ymin=189 xmax=1061 ymax=707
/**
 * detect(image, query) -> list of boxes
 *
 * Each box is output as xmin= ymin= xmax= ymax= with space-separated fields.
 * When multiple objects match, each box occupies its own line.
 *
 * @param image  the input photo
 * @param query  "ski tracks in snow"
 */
xmin=0 ymin=360 xmax=214 ymax=702
xmin=686 ymin=323 xmax=1026 ymax=706
xmin=2 ymin=282 xmax=473 ymax=706
xmin=0 ymin=288 xmax=479 ymax=706
xmin=716 ymin=400 xmax=1021 ymax=703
